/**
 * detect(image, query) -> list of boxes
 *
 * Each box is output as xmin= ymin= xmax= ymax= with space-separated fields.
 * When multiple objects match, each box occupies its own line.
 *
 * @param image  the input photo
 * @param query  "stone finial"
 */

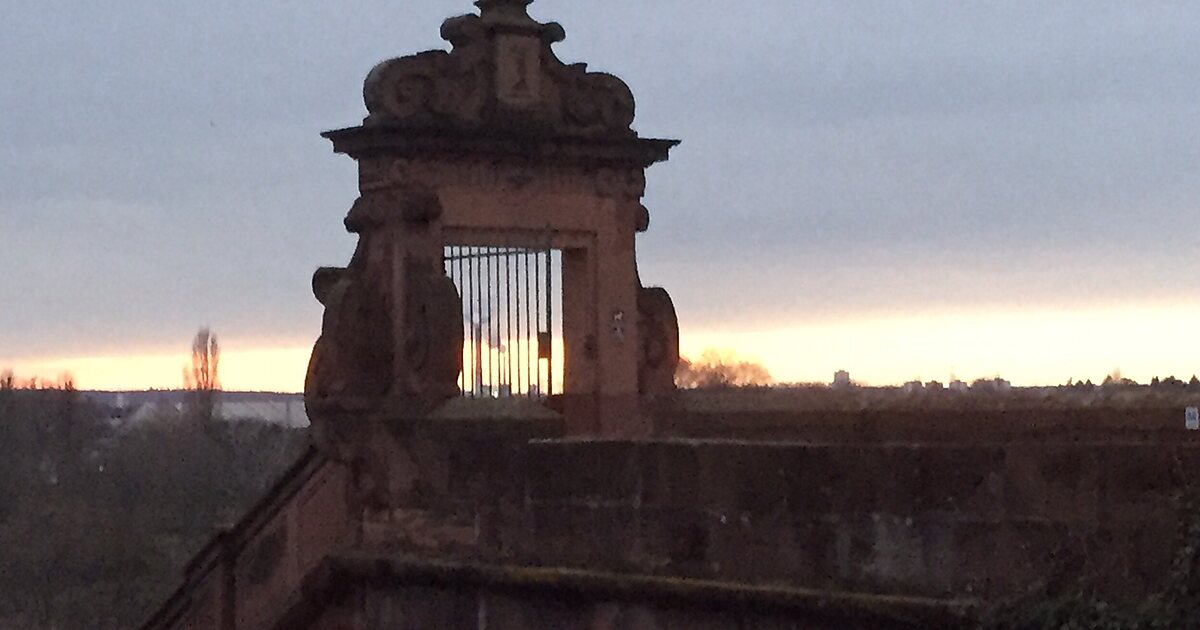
xmin=475 ymin=0 xmax=533 ymax=14
xmin=475 ymin=0 xmax=536 ymax=27
xmin=470 ymin=0 xmax=565 ymax=42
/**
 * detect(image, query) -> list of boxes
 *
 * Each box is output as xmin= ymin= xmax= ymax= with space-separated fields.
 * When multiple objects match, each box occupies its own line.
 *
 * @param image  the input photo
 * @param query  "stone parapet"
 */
xmin=464 ymin=438 xmax=1200 ymax=602
xmin=140 ymin=450 xmax=353 ymax=630
xmin=665 ymin=399 xmax=1200 ymax=443
xmin=143 ymin=418 xmax=1200 ymax=628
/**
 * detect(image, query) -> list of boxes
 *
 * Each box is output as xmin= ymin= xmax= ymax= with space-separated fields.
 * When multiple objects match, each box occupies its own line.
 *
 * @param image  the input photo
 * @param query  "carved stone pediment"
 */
xmin=362 ymin=0 xmax=636 ymax=139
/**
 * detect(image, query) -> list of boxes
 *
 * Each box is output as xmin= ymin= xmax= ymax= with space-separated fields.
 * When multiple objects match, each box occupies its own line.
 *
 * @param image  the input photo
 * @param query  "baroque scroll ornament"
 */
xmin=361 ymin=3 xmax=636 ymax=138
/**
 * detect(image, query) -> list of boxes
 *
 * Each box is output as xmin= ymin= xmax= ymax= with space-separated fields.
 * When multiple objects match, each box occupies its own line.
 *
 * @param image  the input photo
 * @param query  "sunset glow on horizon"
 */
xmin=682 ymin=299 xmax=1200 ymax=387
xmin=5 ymin=4 xmax=1199 ymax=400
xmin=4 ymin=347 xmax=312 ymax=393
xmin=7 ymin=300 xmax=1200 ymax=392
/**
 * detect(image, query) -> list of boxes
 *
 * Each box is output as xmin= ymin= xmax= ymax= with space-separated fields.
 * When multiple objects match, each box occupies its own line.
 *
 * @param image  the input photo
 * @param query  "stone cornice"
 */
xmin=322 ymin=124 xmax=678 ymax=168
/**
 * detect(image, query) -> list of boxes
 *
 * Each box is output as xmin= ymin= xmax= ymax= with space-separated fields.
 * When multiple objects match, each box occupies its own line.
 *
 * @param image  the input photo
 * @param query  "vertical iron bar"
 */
xmin=505 ymin=248 xmax=513 ymax=396
xmin=475 ymin=247 xmax=484 ymax=397
xmin=480 ymin=247 xmax=484 ymax=396
xmin=493 ymin=247 xmax=500 ymax=396
xmin=484 ymin=246 xmax=489 ymax=393
xmin=494 ymin=246 xmax=499 ymax=393
xmin=534 ymin=248 xmax=542 ymax=396
xmin=466 ymin=247 xmax=474 ymax=397
xmin=475 ymin=246 xmax=483 ymax=398
xmin=545 ymin=249 xmax=553 ymax=396
xmin=525 ymin=249 xmax=532 ymax=396
xmin=480 ymin=248 xmax=485 ymax=396
xmin=458 ymin=246 xmax=466 ymax=396
xmin=479 ymin=247 xmax=483 ymax=395
xmin=476 ymin=247 xmax=481 ymax=396
xmin=450 ymin=247 xmax=458 ymax=394
xmin=514 ymin=249 xmax=522 ymax=396
xmin=499 ymin=247 xmax=506 ymax=395
xmin=492 ymin=244 xmax=496 ymax=393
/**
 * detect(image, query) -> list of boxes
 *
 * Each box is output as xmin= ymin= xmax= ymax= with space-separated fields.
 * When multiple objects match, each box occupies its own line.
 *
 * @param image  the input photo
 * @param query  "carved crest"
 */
xmin=362 ymin=0 xmax=636 ymax=138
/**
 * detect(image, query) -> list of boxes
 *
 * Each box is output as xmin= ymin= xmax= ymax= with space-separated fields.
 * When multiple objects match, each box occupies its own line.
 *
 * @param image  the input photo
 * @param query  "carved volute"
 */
xmin=361 ymin=0 xmax=636 ymax=139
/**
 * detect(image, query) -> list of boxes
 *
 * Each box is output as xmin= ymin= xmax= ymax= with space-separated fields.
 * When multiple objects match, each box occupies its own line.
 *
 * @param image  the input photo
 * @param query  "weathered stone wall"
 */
xmin=449 ymin=438 xmax=1198 ymax=602
xmin=328 ymin=409 xmax=1200 ymax=603
xmin=665 ymin=403 xmax=1200 ymax=444
xmin=144 ymin=411 xmax=1200 ymax=629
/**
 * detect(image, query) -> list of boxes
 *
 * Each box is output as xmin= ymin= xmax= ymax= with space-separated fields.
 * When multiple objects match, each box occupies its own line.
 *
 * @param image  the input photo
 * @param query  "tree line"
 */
xmin=0 ymin=377 xmax=307 ymax=629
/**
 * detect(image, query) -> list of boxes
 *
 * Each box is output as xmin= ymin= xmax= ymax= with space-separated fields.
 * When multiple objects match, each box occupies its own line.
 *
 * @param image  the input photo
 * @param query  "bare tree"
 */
xmin=185 ymin=327 xmax=220 ymax=391
xmin=183 ymin=327 xmax=220 ymax=422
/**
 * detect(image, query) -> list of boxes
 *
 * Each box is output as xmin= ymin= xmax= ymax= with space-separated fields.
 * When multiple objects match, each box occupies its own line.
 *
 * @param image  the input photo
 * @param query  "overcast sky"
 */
xmin=2 ymin=1 xmax=1199 ymax=387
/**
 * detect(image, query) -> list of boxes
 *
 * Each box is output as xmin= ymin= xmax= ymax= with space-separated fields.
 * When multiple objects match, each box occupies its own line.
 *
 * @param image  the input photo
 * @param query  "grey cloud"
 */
xmin=2 ymin=0 xmax=1199 ymax=358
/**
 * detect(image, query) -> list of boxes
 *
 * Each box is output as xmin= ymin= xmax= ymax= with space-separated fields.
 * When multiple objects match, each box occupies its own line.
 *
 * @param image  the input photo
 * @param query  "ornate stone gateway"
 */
xmin=144 ymin=6 xmax=1050 ymax=628
xmin=305 ymin=0 xmax=680 ymax=443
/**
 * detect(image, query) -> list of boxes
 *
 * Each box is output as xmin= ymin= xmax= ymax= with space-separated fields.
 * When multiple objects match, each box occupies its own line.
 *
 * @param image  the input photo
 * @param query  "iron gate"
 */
xmin=443 ymin=246 xmax=559 ymax=398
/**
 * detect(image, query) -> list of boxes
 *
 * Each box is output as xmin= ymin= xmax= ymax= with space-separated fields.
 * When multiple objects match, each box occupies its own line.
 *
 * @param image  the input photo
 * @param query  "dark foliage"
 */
xmin=982 ymin=490 xmax=1200 ymax=630
xmin=0 ymin=386 xmax=307 ymax=629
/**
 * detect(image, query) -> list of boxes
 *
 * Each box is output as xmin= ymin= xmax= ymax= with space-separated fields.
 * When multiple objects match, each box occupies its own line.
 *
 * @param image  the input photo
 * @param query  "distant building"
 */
xmin=217 ymin=400 xmax=308 ymax=427
xmin=123 ymin=401 xmax=184 ymax=427
xmin=832 ymin=370 xmax=852 ymax=389
xmin=105 ymin=394 xmax=309 ymax=430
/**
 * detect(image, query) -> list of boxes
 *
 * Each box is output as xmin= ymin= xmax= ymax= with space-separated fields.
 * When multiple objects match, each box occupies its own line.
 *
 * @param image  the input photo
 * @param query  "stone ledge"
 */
xmin=308 ymin=552 xmax=978 ymax=629
xmin=322 ymin=124 xmax=679 ymax=168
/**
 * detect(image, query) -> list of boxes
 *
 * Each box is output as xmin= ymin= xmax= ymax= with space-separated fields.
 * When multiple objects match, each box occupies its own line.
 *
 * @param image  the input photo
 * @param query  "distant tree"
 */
xmin=183 ymin=327 xmax=220 ymax=422
xmin=675 ymin=350 xmax=772 ymax=389
xmin=185 ymin=327 xmax=220 ymax=391
xmin=0 ymin=385 xmax=309 ymax=629
xmin=1102 ymin=370 xmax=1138 ymax=387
